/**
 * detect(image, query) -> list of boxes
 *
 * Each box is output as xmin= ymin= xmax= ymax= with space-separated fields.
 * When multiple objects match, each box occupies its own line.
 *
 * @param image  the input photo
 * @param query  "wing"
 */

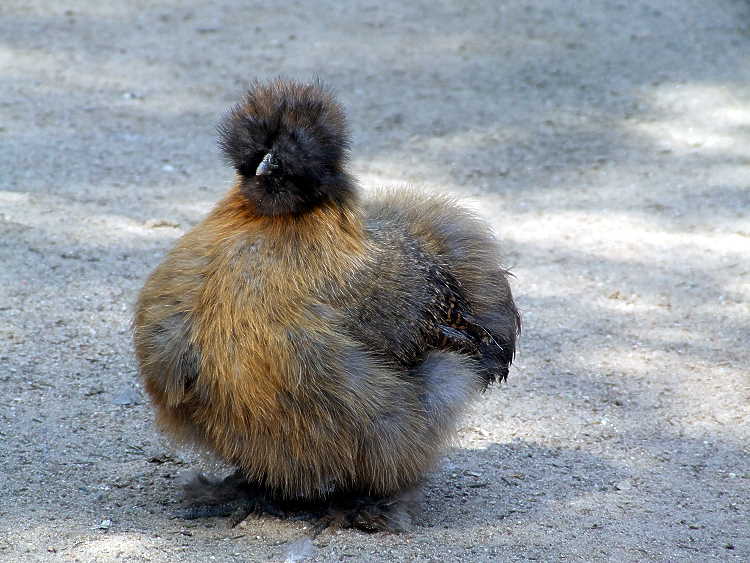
xmin=424 ymin=263 xmax=511 ymax=387
xmin=334 ymin=200 xmax=517 ymax=387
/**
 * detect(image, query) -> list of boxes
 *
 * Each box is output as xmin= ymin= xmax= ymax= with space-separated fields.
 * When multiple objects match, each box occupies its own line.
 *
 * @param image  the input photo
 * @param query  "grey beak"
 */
xmin=256 ymin=153 xmax=278 ymax=176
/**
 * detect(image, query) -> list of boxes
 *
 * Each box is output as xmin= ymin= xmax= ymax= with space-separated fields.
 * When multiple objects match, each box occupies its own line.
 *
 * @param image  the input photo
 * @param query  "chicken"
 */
xmin=133 ymin=79 xmax=520 ymax=532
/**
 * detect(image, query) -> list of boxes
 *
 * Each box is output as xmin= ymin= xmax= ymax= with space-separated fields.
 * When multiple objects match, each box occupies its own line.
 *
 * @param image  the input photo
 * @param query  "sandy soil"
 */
xmin=1 ymin=1 xmax=748 ymax=561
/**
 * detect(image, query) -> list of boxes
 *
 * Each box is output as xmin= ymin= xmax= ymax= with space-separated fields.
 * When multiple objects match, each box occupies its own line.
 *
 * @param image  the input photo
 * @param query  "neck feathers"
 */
xmin=207 ymin=184 xmax=366 ymax=255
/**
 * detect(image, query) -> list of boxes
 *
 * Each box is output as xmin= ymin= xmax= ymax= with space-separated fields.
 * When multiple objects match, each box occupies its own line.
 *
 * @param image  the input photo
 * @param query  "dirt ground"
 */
xmin=1 ymin=1 xmax=748 ymax=561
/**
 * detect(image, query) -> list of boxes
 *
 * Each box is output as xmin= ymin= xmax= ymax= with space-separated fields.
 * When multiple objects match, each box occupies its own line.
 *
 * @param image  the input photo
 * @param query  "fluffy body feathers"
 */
xmin=133 ymin=80 xmax=520 ymax=528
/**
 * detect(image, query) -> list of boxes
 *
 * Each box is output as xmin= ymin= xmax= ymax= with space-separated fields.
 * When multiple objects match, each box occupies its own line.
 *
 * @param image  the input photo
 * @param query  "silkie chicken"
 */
xmin=133 ymin=78 xmax=520 ymax=532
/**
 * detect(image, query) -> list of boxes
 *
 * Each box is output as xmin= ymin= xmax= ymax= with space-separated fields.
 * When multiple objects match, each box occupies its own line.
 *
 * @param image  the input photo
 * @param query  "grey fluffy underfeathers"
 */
xmin=133 ymin=79 xmax=520 ymax=532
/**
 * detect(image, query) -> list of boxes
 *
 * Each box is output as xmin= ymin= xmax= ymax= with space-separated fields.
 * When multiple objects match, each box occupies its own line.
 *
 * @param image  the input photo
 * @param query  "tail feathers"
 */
xmin=435 ymin=310 xmax=518 ymax=388
xmin=468 ymin=305 xmax=520 ymax=387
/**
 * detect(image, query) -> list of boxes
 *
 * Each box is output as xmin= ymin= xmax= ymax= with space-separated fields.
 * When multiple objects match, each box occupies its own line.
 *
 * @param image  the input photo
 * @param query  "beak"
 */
xmin=256 ymin=152 xmax=279 ymax=176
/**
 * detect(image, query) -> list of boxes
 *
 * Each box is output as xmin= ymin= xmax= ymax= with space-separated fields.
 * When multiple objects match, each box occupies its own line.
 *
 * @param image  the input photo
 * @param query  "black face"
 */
xmin=219 ymin=80 xmax=355 ymax=216
xmin=236 ymin=132 xmax=344 ymax=216
xmin=246 ymin=167 xmax=330 ymax=217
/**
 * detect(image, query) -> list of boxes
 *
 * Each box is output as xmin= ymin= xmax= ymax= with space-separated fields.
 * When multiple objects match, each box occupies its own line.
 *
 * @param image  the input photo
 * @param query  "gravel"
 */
xmin=1 ymin=1 xmax=748 ymax=561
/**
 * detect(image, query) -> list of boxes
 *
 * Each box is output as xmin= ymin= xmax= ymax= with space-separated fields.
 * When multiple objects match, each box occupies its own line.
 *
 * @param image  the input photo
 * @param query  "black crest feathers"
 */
xmin=218 ymin=79 xmax=355 ymax=215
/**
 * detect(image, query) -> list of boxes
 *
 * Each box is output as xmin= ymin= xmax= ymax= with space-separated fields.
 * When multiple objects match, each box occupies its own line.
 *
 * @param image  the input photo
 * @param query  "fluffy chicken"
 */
xmin=133 ymin=79 xmax=520 ymax=531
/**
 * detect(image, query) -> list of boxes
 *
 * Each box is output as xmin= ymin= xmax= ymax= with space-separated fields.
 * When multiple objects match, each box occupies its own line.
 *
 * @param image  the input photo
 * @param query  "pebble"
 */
xmin=614 ymin=480 xmax=633 ymax=491
xmin=284 ymin=537 xmax=315 ymax=562
xmin=145 ymin=219 xmax=181 ymax=229
xmin=112 ymin=388 xmax=141 ymax=405
xmin=96 ymin=519 xmax=112 ymax=530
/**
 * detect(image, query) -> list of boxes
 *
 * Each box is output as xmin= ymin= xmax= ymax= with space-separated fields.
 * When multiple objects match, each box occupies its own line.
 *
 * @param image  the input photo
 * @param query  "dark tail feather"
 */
xmin=464 ymin=305 xmax=520 ymax=388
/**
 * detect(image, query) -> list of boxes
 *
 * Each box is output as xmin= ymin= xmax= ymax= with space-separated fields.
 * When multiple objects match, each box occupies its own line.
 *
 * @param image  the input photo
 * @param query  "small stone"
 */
xmin=97 ymin=519 xmax=112 ymax=530
xmin=614 ymin=479 xmax=632 ymax=491
xmin=284 ymin=537 xmax=314 ymax=562
xmin=145 ymin=219 xmax=180 ymax=229
xmin=112 ymin=388 xmax=141 ymax=405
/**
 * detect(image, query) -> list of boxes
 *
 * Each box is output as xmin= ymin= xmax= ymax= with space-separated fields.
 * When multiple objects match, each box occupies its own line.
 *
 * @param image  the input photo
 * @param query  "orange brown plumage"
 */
xmin=133 ymin=79 xmax=520 ymax=531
